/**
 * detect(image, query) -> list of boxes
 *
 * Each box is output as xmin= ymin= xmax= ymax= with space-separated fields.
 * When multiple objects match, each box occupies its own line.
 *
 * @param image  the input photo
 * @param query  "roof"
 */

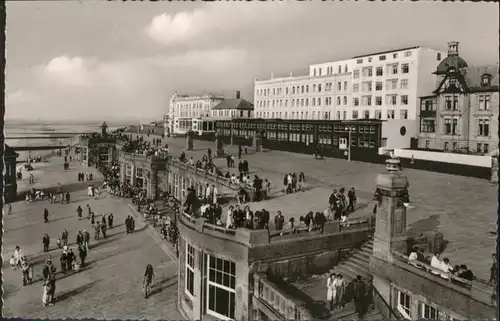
xmin=463 ymin=65 xmax=499 ymax=91
xmin=4 ymin=144 xmax=19 ymax=158
xmin=211 ymin=99 xmax=254 ymax=111
xmin=435 ymin=55 xmax=468 ymax=75
xmin=352 ymin=46 xmax=421 ymax=59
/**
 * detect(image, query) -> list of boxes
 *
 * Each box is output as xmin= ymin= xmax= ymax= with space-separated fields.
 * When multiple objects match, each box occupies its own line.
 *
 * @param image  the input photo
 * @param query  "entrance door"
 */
xmin=339 ymin=137 xmax=348 ymax=150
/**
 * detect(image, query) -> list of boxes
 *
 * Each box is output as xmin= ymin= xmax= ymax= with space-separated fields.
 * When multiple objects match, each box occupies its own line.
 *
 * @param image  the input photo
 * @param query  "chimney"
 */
xmin=447 ymin=41 xmax=459 ymax=57
xmin=236 ymin=90 xmax=241 ymax=99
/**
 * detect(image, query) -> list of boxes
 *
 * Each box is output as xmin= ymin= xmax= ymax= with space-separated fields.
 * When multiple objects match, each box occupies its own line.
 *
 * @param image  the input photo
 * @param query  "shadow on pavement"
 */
xmin=149 ymin=276 xmax=178 ymax=297
xmin=55 ymin=280 xmax=98 ymax=302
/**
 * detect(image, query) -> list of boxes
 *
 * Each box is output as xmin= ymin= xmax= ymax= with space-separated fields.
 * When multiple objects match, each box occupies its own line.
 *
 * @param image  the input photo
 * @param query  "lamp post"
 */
xmin=345 ymin=126 xmax=356 ymax=162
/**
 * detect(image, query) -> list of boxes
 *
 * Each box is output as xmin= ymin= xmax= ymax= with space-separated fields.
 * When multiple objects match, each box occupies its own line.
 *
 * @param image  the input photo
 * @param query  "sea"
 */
xmin=4 ymin=120 xmax=127 ymax=161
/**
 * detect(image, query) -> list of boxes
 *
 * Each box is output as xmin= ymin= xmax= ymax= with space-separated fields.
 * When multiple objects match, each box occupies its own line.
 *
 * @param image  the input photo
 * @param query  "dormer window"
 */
xmin=481 ymin=74 xmax=491 ymax=86
xmin=447 ymin=67 xmax=456 ymax=74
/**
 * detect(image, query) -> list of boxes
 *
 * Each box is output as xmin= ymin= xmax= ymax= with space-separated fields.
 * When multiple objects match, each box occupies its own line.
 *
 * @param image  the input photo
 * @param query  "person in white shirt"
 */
xmin=440 ymin=257 xmax=453 ymax=279
xmin=212 ymin=185 xmax=218 ymax=205
xmin=189 ymin=157 xmax=194 ymax=166
xmin=430 ymin=252 xmax=443 ymax=275
xmin=326 ymin=273 xmax=337 ymax=311
xmin=200 ymin=204 xmax=210 ymax=216
xmin=14 ymin=246 xmax=23 ymax=269
xmin=226 ymin=206 xmax=234 ymax=228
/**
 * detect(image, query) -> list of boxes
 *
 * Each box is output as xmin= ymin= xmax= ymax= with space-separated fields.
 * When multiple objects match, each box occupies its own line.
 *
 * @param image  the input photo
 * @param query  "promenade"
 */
xmin=3 ymin=160 xmax=181 ymax=319
xmin=17 ymin=155 xmax=103 ymax=195
xmin=143 ymin=134 xmax=496 ymax=281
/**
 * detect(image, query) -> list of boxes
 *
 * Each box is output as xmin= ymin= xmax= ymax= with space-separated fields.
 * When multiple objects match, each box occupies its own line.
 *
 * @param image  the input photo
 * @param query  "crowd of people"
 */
xmin=282 ymin=172 xmax=306 ymax=194
xmin=326 ymin=273 xmax=373 ymax=319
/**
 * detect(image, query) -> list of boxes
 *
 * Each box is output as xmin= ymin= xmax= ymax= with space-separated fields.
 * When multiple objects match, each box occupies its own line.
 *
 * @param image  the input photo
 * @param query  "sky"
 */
xmin=5 ymin=1 xmax=499 ymax=122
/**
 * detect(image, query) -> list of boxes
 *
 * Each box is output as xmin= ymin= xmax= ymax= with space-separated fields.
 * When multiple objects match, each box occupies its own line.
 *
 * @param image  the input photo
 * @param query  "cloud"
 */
xmin=146 ymin=3 xmax=303 ymax=47
xmin=6 ymin=48 xmax=251 ymax=121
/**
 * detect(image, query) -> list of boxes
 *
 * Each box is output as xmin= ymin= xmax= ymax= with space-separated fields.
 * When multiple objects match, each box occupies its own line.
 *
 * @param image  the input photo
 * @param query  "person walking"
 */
xmin=94 ymin=222 xmax=101 ymax=240
xmin=353 ymin=275 xmax=366 ymax=319
xmin=43 ymin=208 xmax=50 ymax=223
xmin=83 ymin=230 xmax=90 ymax=251
xmin=42 ymin=257 xmax=56 ymax=306
xmin=335 ymin=274 xmax=346 ymax=309
xmin=77 ymin=205 xmax=83 ymax=220
xmin=101 ymin=221 xmax=108 ymax=239
xmin=78 ymin=244 xmax=87 ymax=268
xmin=108 ymin=213 xmax=114 ymax=229
xmin=42 ymin=234 xmax=50 ymax=252
xmin=61 ymin=229 xmax=69 ymax=246
xmin=65 ymin=192 xmax=70 ymax=204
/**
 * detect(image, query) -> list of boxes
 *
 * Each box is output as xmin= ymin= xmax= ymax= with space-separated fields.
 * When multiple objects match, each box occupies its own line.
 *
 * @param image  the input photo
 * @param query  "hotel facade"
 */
xmin=167 ymin=93 xmax=225 ymax=135
xmin=254 ymin=46 xmax=447 ymax=149
xmin=418 ymin=42 xmax=499 ymax=155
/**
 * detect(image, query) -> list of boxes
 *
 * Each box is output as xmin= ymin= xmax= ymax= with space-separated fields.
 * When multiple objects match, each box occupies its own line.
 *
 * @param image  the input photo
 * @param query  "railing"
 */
xmin=203 ymin=221 xmax=237 ymax=236
xmin=340 ymin=215 xmax=375 ymax=232
xmin=254 ymin=274 xmax=312 ymax=321
xmin=391 ymin=251 xmax=495 ymax=304
xmin=121 ymin=151 xmax=168 ymax=163
xmin=167 ymin=157 xmax=236 ymax=189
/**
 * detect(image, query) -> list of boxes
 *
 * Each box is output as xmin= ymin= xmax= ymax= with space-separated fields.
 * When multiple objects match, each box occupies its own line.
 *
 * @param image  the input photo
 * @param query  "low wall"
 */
xmin=391 ymin=149 xmax=491 ymax=168
xmin=15 ymin=179 xmax=104 ymax=201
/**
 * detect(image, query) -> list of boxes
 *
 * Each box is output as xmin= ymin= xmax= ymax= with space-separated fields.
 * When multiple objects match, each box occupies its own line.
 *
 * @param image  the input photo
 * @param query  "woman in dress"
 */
xmin=327 ymin=273 xmax=337 ymax=311
xmin=335 ymin=274 xmax=346 ymax=309
xmin=226 ymin=206 xmax=234 ymax=229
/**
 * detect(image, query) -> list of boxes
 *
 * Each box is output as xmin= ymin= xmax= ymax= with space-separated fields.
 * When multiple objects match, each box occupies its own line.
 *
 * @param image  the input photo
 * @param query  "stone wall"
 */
xmin=370 ymin=255 xmax=495 ymax=319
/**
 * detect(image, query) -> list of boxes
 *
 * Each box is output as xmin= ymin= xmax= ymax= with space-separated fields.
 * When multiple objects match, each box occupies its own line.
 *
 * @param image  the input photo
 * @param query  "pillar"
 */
xmin=370 ymin=158 xmax=409 ymax=318
xmin=372 ymin=158 xmax=409 ymax=262
xmin=490 ymin=154 xmax=498 ymax=184
xmin=130 ymin=165 xmax=136 ymax=186
xmin=120 ymin=162 xmax=126 ymax=183
xmin=192 ymin=248 xmax=203 ymax=320
xmin=235 ymin=263 xmax=251 ymax=321
xmin=150 ymin=166 xmax=158 ymax=200
xmin=186 ymin=132 xmax=194 ymax=151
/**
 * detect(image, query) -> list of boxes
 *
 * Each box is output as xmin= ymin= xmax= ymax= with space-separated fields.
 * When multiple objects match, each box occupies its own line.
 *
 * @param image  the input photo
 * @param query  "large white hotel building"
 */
xmin=254 ymin=46 xmax=448 ymax=149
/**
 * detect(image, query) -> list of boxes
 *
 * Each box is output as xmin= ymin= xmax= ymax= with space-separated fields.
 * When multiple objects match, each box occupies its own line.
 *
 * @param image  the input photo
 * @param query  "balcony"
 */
xmin=178 ymin=210 xmax=375 ymax=247
xmin=166 ymin=158 xmax=234 ymax=190
xmin=253 ymin=273 xmax=312 ymax=320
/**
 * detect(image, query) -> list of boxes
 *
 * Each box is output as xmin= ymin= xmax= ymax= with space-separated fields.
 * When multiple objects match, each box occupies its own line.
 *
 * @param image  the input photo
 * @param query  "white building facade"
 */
xmin=254 ymin=46 xmax=447 ymax=149
xmin=167 ymin=93 xmax=225 ymax=135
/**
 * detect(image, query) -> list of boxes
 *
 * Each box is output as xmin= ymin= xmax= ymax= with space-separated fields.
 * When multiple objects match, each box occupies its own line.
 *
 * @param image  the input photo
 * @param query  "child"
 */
xmin=56 ymin=238 xmax=62 ymax=249
xmin=9 ymin=255 xmax=16 ymax=269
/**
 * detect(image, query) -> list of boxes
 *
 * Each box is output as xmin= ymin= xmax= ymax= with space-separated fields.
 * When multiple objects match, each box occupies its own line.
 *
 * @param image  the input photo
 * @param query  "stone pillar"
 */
xmin=235 ymin=263 xmax=251 ymax=321
xmin=150 ymin=166 xmax=158 ymax=200
xmin=192 ymin=248 xmax=203 ymax=320
xmin=130 ymin=165 xmax=136 ymax=186
xmin=372 ymin=158 xmax=409 ymax=263
xmin=491 ymin=154 xmax=498 ymax=184
xmin=186 ymin=132 xmax=194 ymax=151
xmin=120 ymin=162 xmax=126 ymax=183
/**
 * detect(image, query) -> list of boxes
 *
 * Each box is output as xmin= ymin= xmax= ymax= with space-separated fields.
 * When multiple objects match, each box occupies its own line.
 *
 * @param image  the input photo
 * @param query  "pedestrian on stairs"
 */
xmin=326 ymin=273 xmax=337 ymax=311
xmin=353 ymin=275 xmax=366 ymax=319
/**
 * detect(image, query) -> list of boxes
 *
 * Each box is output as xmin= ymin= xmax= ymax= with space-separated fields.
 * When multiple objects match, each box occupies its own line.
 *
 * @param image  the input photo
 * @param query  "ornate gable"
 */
xmin=433 ymin=69 xmax=469 ymax=95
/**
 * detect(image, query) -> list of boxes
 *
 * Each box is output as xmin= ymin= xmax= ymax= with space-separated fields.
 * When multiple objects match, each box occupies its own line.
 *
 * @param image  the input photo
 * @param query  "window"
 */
xmin=481 ymin=75 xmax=491 ymax=86
xmin=478 ymin=119 xmax=490 ymax=136
xmin=388 ymin=95 xmax=397 ymax=105
xmin=336 ymin=111 xmax=340 ymax=120
xmin=400 ymin=79 xmax=408 ymax=89
xmin=301 ymin=86 xmax=304 ymax=94
xmin=484 ymin=143 xmax=489 ymax=153
xmin=337 ymin=82 xmax=342 ymax=91
xmin=393 ymin=53 xmax=398 ymax=59
xmin=292 ymin=87 xmax=295 ymax=95
xmin=375 ymin=110 xmax=381 ymax=119
xmin=401 ymin=95 xmax=408 ymax=105
xmin=364 ymin=110 xmax=370 ymax=119
xmin=453 ymin=96 xmax=458 ymax=110
xmin=375 ymin=82 xmax=383 ymax=91
xmin=397 ymin=291 xmax=411 ymax=319
xmin=420 ymin=119 xmax=435 ymax=133
xmin=392 ymin=64 xmax=398 ymax=74
xmin=313 ymin=84 xmax=316 ymax=92
xmin=337 ymin=97 xmax=341 ymax=105
xmin=353 ymin=84 xmax=359 ymax=92
xmin=376 ymin=67 xmax=383 ymax=76
xmin=338 ymin=65 xmax=342 ymax=74
xmin=400 ymin=109 xmax=408 ymax=119
xmin=367 ymin=68 xmax=373 ymax=77
xmin=387 ymin=110 xmax=395 ymax=119
xmin=437 ymin=53 xmax=442 ymax=61
xmin=353 ymin=70 xmax=360 ymax=79
xmin=421 ymin=303 xmax=438 ymax=319
xmin=318 ymin=84 xmax=322 ymax=92
xmin=379 ymin=55 xmax=386 ymax=61
xmin=306 ymin=85 xmax=309 ymax=93
xmin=444 ymin=142 xmax=449 ymax=151
xmin=352 ymin=110 xmax=359 ymax=119
xmin=375 ymin=96 xmax=382 ymax=106
xmin=367 ymin=96 xmax=372 ymax=106
xmin=444 ymin=118 xmax=452 ymax=135
xmin=305 ymin=98 xmax=309 ymax=107
xmin=344 ymin=65 xmax=348 ymax=73
xmin=186 ymin=244 xmax=195 ymax=296
xmin=404 ymin=51 xmax=412 ymax=57
xmin=354 ymin=98 xmax=359 ymax=106
xmin=207 ymin=255 xmax=236 ymax=320
xmin=479 ymin=95 xmax=491 ymax=110
xmin=344 ymin=81 xmax=347 ymax=90
xmin=357 ymin=59 xmax=363 ymax=64
xmin=342 ymin=111 xmax=347 ymax=120
xmin=425 ymin=140 xmax=430 ymax=149
xmin=401 ymin=64 xmax=409 ymax=74
xmin=343 ymin=96 xmax=347 ymax=105
xmin=445 ymin=96 xmax=452 ymax=110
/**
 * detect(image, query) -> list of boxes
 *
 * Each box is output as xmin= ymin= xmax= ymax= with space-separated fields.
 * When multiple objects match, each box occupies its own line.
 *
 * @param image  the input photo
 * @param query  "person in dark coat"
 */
xmin=60 ymin=253 xmax=67 ymax=273
xmin=76 ymin=231 xmax=84 ymax=247
xmin=125 ymin=216 xmax=131 ymax=234
xmin=101 ymin=215 xmax=107 ymax=227
xmin=101 ymin=222 xmax=107 ymax=238
xmin=61 ymin=229 xmax=69 ymax=246
xmin=83 ymin=230 xmax=90 ymax=250
xmin=44 ymin=208 xmax=50 ymax=223
xmin=77 ymin=205 xmax=83 ymax=220
xmin=78 ymin=244 xmax=87 ymax=267
xmin=108 ymin=213 xmax=114 ymax=228
xmin=42 ymin=234 xmax=50 ymax=252
xmin=274 ymin=211 xmax=284 ymax=231
xmin=65 ymin=192 xmax=70 ymax=204
xmin=353 ymin=275 xmax=366 ymax=319
xmin=131 ymin=217 xmax=135 ymax=232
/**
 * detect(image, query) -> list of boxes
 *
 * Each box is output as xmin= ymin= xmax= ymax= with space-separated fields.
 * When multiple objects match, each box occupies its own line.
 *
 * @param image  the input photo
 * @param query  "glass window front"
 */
xmin=185 ymin=243 xmax=195 ymax=296
xmin=207 ymin=255 xmax=236 ymax=320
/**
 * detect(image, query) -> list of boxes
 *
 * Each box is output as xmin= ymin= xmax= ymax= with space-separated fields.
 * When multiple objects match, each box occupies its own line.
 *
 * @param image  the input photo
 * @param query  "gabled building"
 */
xmin=210 ymin=91 xmax=254 ymax=119
xmin=418 ymin=42 xmax=499 ymax=154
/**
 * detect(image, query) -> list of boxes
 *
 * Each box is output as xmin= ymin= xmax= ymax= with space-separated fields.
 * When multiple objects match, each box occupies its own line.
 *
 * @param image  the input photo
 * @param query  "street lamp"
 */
xmin=345 ymin=126 xmax=356 ymax=162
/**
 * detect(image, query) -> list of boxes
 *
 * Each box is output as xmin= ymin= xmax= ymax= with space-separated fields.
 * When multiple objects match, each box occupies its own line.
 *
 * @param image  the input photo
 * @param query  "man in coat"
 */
xmin=42 ymin=234 xmax=50 ymax=252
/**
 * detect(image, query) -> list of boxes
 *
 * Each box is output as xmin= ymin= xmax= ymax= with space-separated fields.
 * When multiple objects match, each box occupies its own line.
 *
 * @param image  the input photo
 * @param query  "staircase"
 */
xmin=327 ymin=236 xmax=383 ymax=320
